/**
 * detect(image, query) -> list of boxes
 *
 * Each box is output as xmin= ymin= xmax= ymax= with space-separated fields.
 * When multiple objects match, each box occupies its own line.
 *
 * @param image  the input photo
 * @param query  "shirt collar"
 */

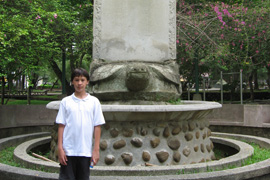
xmin=72 ymin=93 xmax=90 ymax=102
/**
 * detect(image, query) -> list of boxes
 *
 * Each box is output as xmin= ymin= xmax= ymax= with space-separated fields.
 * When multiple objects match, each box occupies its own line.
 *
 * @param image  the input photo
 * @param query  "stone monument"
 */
xmin=47 ymin=0 xmax=221 ymax=167
xmin=90 ymin=0 xmax=181 ymax=103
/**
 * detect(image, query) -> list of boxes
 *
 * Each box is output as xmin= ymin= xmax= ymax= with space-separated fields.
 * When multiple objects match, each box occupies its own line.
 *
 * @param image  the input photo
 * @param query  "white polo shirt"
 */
xmin=56 ymin=93 xmax=105 ymax=157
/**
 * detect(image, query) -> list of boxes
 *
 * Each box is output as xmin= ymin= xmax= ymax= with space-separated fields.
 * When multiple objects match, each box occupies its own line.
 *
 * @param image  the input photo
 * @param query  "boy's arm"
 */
xmin=92 ymin=125 xmax=101 ymax=165
xmin=58 ymin=124 xmax=67 ymax=165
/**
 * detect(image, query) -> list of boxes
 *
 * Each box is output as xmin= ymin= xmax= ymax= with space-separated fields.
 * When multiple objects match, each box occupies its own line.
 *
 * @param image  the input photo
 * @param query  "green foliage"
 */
xmin=0 ymin=147 xmax=22 ymax=167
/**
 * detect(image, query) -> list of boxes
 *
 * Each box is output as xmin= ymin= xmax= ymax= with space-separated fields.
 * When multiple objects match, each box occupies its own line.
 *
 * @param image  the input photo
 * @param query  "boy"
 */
xmin=56 ymin=68 xmax=105 ymax=180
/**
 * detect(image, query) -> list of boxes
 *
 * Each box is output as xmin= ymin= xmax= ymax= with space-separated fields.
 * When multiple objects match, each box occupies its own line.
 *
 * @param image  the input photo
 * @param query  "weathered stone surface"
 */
xmin=105 ymin=155 xmax=115 ymax=165
xmin=202 ymin=132 xmax=207 ymax=139
xmin=167 ymin=137 xmax=180 ymax=150
xmin=163 ymin=127 xmax=170 ymax=138
xmin=150 ymin=138 xmax=160 ymax=148
xmin=201 ymin=144 xmax=205 ymax=153
xmin=183 ymin=147 xmax=191 ymax=157
xmin=100 ymin=140 xmax=108 ymax=151
xmin=140 ymin=128 xmax=148 ymax=136
xmin=206 ymin=144 xmax=211 ymax=153
xmin=142 ymin=151 xmax=151 ymax=162
xmin=113 ymin=139 xmax=126 ymax=149
xmin=182 ymin=123 xmax=188 ymax=132
xmin=110 ymin=128 xmax=119 ymax=138
xmin=104 ymin=124 xmax=110 ymax=130
xmin=173 ymin=151 xmax=181 ymax=162
xmin=130 ymin=137 xmax=143 ymax=147
xmin=172 ymin=126 xmax=181 ymax=135
xmin=156 ymin=151 xmax=169 ymax=163
xmin=121 ymin=153 xmax=133 ymax=165
xmin=210 ymin=142 xmax=214 ymax=149
xmin=199 ymin=158 xmax=205 ymax=163
xmin=126 ymin=65 xmax=150 ymax=91
xmin=207 ymin=129 xmax=212 ymax=137
xmin=195 ymin=131 xmax=200 ymax=139
xmin=188 ymin=121 xmax=196 ymax=131
xmin=185 ymin=133 xmax=193 ymax=141
xmin=211 ymin=155 xmax=216 ymax=160
xmin=123 ymin=128 xmax=133 ymax=137
xmin=194 ymin=145 xmax=199 ymax=152
xmin=153 ymin=128 xmax=161 ymax=136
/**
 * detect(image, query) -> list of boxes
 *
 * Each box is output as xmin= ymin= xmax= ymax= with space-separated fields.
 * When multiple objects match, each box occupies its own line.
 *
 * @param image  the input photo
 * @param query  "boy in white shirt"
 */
xmin=56 ymin=68 xmax=105 ymax=180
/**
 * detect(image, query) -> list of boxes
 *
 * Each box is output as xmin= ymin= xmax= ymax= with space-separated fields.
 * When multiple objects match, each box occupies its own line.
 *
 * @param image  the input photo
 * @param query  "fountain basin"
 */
xmin=46 ymin=101 xmax=221 ymax=166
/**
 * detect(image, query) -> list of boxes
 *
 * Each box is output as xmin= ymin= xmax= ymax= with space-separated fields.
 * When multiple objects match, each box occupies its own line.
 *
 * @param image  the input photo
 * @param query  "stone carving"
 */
xmin=123 ymin=128 xmax=133 ymax=137
xmin=90 ymin=60 xmax=181 ymax=102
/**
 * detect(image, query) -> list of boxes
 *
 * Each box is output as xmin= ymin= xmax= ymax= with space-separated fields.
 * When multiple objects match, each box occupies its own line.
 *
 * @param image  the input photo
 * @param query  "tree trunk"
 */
xmin=253 ymin=69 xmax=259 ymax=90
xmin=248 ymin=72 xmax=254 ymax=101
xmin=1 ymin=76 xmax=5 ymax=105
xmin=267 ymin=67 xmax=270 ymax=89
xmin=48 ymin=57 xmax=74 ymax=95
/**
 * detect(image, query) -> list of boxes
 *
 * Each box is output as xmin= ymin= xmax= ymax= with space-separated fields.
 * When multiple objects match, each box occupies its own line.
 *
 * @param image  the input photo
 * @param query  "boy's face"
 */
xmin=72 ymin=76 xmax=89 ymax=93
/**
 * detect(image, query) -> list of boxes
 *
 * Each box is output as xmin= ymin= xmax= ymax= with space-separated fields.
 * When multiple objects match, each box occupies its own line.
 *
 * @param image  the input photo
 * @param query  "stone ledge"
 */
xmin=1 ymin=132 xmax=270 ymax=180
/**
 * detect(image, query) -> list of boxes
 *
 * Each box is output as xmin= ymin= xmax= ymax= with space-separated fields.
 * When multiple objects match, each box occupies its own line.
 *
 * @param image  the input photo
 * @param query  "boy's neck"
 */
xmin=74 ymin=91 xmax=88 ymax=99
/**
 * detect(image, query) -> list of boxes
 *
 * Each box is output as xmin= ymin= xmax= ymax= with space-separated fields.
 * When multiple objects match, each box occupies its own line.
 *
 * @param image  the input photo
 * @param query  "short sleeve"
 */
xmin=93 ymin=99 xmax=105 ymax=126
xmin=56 ymin=101 xmax=66 ymax=125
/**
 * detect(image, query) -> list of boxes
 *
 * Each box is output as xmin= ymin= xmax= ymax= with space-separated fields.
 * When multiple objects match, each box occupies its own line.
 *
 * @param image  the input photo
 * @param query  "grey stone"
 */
xmin=167 ymin=138 xmax=180 ymax=150
xmin=153 ymin=128 xmax=161 ymax=136
xmin=142 ymin=151 xmax=151 ymax=162
xmin=140 ymin=128 xmax=148 ymax=136
xmin=206 ymin=144 xmax=211 ymax=153
xmin=163 ymin=127 xmax=170 ymax=138
xmin=172 ymin=126 xmax=181 ymax=135
xmin=194 ymin=145 xmax=199 ymax=152
xmin=156 ymin=151 xmax=169 ymax=163
xmin=150 ymin=138 xmax=160 ymax=148
xmin=207 ymin=129 xmax=212 ymax=137
xmin=105 ymin=155 xmax=115 ymax=165
xmin=173 ymin=151 xmax=181 ymax=162
xmin=183 ymin=147 xmax=191 ymax=157
xmin=121 ymin=153 xmax=133 ymax=165
xmin=182 ymin=123 xmax=188 ymax=133
xmin=123 ymin=128 xmax=133 ymax=137
xmin=100 ymin=140 xmax=108 ymax=151
xmin=113 ymin=139 xmax=126 ymax=149
xmin=188 ymin=121 xmax=196 ymax=131
xmin=185 ymin=133 xmax=193 ymax=141
xmin=201 ymin=144 xmax=205 ymax=153
xmin=110 ymin=128 xmax=119 ymax=138
xmin=130 ymin=137 xmax=143 ymax=148
xmin=195 ymin=131 xmax=200 ymax=139
xmin=104 ymin=124 xmax=110 ymax=130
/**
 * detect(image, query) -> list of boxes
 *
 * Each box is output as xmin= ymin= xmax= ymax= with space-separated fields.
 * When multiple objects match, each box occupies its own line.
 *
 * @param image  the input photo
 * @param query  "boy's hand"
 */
xmin=92 ymin=148 xmax=100 ymax=166
xmin=58 ymin=148 xmax=68 ymax=165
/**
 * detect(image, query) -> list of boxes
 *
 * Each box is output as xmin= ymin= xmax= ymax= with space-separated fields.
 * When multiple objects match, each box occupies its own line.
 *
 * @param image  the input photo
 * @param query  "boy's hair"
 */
xmin=71 ymin=68 xmax=90 ymax=81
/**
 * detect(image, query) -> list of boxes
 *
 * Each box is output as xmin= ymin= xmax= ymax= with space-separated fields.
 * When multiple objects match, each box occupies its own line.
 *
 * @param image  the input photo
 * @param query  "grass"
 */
xmin=0 ymin=147 xmax=22 ymax=167
xmin=2 ymin=99 xmax=52 ymax=105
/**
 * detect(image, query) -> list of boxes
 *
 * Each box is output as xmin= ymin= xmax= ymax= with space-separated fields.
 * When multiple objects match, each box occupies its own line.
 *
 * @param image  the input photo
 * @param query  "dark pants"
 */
xmin=59 ymin=156 xmax=91 ymax=180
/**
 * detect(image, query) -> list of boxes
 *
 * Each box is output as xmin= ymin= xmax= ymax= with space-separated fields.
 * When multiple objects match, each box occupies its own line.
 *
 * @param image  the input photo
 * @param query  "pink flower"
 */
xmin=80 ymin=4 xmax=82 ymax=8
xmin=4 ymin=34 xmax=6 ymax=37
xmin=205 ymin=13 xmax=209 ymax=17
xmin=35 ymin=15 xmax=41 ymax=20
xmin=176 ymin=40 xmax=179 ymax=44
xmin=256 ymin=50 xmax=259 ymax=54
xmin=252 ymin=36 xmax=255 ymax=39
xmin=220 ymin=34 xmax=224 ymax=39
xmin=241 ymin=21 xmax=245 ymax=25
xmin=234 ymin=28 xmax=238 ymax=31
xmin=54 ymin=13 xmax=58 ymax=19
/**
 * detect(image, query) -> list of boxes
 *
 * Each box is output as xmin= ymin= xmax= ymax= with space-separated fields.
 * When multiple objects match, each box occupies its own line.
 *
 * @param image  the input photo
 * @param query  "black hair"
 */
xmin=71 ymin=68 xmax=90 ymax=81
